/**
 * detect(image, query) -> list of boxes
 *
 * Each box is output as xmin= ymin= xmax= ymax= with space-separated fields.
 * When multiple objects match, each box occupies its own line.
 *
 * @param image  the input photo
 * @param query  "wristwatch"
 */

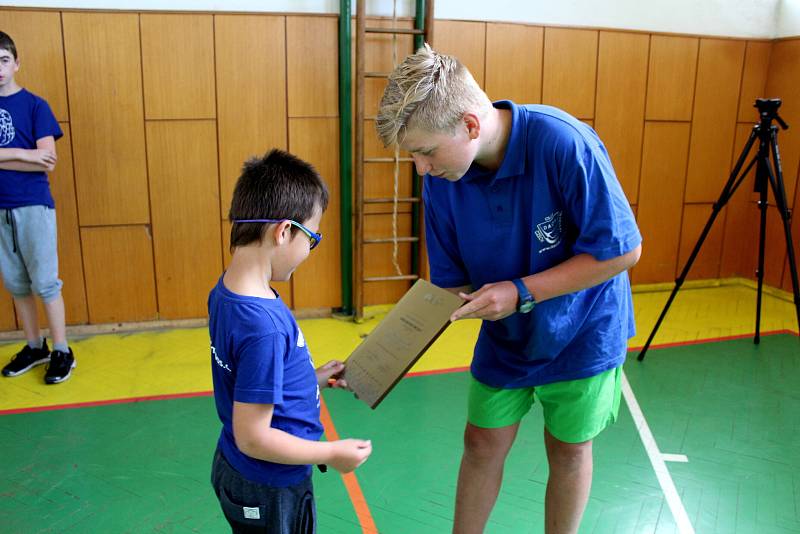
xmin=512 ymin=278 xmax=535 ymax=313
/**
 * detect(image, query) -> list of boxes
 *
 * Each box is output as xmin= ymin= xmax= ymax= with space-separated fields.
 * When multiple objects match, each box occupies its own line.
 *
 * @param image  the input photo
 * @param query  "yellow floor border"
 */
xmin=0 ymin=279 xmax=797 ymax=413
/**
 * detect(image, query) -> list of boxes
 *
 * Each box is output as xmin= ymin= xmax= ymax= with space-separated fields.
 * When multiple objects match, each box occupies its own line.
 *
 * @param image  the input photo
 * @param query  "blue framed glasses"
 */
xmin=233 ymin=219 xmax=322 ymax=250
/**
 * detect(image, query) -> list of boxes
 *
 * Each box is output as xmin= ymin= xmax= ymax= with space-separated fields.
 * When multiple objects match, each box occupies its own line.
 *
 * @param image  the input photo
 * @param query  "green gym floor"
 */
xmin=1 ymin=281 xmax=799 ymax=533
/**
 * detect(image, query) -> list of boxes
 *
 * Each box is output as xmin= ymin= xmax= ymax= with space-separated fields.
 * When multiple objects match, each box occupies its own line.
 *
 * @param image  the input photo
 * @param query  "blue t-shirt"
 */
xmin=209 ymin=276 xmax=323 ymax=487
xmin=0 ymin=88 xmax=63 ymax=209
xmin=424 ymin=101 xmax=642 ymax=388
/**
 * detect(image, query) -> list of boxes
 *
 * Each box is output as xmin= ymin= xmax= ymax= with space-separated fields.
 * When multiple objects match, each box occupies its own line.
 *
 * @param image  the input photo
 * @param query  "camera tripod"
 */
xmin=638 ymin=98 xmax=800 ymax=361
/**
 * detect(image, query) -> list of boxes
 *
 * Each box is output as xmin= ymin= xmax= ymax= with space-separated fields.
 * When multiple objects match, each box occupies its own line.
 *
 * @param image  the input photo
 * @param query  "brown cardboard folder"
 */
xmin=343 ymin=279 xmax=464 ymax=409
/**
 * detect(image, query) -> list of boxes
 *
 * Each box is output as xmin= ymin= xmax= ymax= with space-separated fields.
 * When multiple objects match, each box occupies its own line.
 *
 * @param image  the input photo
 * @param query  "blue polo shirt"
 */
xmin=0 ymin=88 xmax=62 ymax=209
xmin=209 ymin=276 xmax=323 ymax=487
xmin=424 ymin=101 xmax=641 ymax=388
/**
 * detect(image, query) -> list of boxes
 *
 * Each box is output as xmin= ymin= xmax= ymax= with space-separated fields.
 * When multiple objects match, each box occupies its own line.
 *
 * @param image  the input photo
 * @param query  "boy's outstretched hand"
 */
xmin=316 ymin=360 xmax=348 ymax=389
xmin=329 ymin=439 xmax=372 ymax=473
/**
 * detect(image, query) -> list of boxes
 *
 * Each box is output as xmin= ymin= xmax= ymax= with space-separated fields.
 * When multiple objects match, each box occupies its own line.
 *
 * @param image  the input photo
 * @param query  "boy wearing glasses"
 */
xmin=208 ymin=149 xmax=372 ymax=533
xmin=377 ymin=46 xmax=641 ymax=534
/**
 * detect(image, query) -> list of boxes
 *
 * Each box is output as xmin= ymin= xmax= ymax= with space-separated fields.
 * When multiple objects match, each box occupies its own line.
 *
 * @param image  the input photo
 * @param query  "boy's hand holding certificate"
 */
xmin=343 ymin=279 xmax=464 ymax=408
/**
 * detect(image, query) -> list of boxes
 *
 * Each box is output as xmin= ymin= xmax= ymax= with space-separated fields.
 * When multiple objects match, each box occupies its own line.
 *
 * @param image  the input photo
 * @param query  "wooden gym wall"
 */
xmin=0 ymin=9 xmax=798 ymax=331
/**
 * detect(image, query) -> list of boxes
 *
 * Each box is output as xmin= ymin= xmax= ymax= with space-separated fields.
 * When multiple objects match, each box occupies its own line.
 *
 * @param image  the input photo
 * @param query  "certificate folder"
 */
xmin=344 ymin=279 xmax=464 ymax=409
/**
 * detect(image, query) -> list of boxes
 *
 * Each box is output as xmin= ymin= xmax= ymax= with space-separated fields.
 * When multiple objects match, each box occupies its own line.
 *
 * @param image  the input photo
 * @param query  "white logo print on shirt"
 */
xmin=0 ymin=109 xmax=15 ymax=146
xmin=535 ymin=210 xmax=563 ymax=253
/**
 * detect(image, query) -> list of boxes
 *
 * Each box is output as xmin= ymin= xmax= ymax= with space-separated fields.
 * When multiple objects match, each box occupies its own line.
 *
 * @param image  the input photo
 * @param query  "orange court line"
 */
xmin=319 ymin=395 xmax=379 ymax=534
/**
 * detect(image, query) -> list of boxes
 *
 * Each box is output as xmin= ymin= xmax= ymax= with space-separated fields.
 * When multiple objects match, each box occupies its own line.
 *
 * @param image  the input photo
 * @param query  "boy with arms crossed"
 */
xmin=377 ymin=45 xmax=642 ymax=534
xmin=209 ymin=149 xmax=372 ymax=533
xmin=0 ymin=31 xmax=75 ymax=384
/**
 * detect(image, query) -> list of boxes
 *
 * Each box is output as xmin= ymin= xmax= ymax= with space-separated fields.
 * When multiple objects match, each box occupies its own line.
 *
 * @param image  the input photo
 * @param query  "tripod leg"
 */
xmin=766 ymin=129 xmax=800 ymax=336
xmin=637 ymin=130 xmax=761 ymax=361
xmin=754 ymin=178 xmax=769 ymax=345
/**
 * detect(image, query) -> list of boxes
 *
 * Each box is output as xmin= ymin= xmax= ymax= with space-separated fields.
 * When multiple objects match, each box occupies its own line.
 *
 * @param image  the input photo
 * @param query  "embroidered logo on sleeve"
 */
xmin=0 ymin=109 xmax=15 ymax=146
xmin=534 ymin=211 xmax=563 ymax=253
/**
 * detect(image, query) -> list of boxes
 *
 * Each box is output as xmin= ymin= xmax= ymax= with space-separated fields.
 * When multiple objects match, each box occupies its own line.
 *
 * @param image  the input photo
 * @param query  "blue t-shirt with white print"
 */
xmin=0 ymin=88 xmax=63 ymax=209
xmin=424 ymin=101 xmax=641 ymax=388
xmin=209 ymin=275 xmax=323 ymax=487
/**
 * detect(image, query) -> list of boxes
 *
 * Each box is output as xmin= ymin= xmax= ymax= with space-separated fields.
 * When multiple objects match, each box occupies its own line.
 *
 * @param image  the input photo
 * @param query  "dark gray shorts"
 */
xmin=211 ymin=448 xmax=316 ymax=534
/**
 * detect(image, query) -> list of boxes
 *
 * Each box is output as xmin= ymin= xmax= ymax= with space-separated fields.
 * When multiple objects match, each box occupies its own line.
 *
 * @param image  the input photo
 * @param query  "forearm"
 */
xmin=236 ymin=426 xmax=333 ymax=465
xmin=0 ymin=148 xmax=26 ymax=163
xmin=525 ymin=245 xmax=641 ymax=302
xmin=0 ymin=160 xmax=52 ymax=172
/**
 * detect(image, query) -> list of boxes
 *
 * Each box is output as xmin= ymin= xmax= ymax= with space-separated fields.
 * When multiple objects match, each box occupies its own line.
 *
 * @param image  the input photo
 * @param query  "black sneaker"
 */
xmin=44 ymin=348 xmax=76 ymax=384
xmin=2 ymin=340 xmax=51 ymax=377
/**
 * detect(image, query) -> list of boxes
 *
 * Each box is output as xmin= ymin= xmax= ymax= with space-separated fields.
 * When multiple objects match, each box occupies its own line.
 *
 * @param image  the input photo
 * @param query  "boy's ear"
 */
xmin=463 ymin=113 xmax=480 ymax=140
xmin=271 ymin=220 xmax=293 ymax=246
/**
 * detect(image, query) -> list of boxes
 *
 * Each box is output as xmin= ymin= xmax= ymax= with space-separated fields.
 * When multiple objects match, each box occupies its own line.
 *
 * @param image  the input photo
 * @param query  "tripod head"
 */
xmin=754 ymin=98 xmax=789 ymax=130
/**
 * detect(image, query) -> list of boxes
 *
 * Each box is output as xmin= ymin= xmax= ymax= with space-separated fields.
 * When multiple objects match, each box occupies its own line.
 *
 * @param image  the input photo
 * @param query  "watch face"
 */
xmin=519 ymin=300 xmax=535 ymax=313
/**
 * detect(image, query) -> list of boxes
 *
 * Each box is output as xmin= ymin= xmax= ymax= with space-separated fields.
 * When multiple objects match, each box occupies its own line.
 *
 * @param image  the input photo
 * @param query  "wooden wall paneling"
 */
xmin=485 ymin=23 xmax=543 ymax=104
xmin=221 ymin=219 xmax=292 ymax=307
xmin=216 ymin=15 xmax=287 ymax=216
xmin=141 ymin=14 xmax=215 ymax=120
xmin=287 ymin=16 xmax=338 ymax=118
xmin=289 ymin=118 xmax=341 ymax=309
xmin=595 ymin=31 xmax=649 ymax=203
xmin=737 ymin=41 xmax=771 ymax=122
xmin=542 ymin=28 xmax=598 ymax=119
xmin=645 ymin=35 xmax=699 ymax=121
xmin=0 ymin=288 xmax=16 ymax=331
xmin=62 ymin=13 xmax=149 ymax=226
xmin=47 ymin=127 xmax=87 ymax=325
xmin=762 ymin=208 xmax=789 ymax=288
xmin=0 ymin=10 xmax=68 ymax=121
xmin=764 ymin=39 xmax=800 ymax=202
xmin=677 ymin=203 xmax=726 ymax=280
xmin=632 ymin=122 xmax=691 ymax=284
xmin=433 ymin=20 xmax=486 ymax=87
xmin=222 ymin=220 xmax=232 ymax=268
xmin=720 ymin=124 xmax=759 ymax=278
xmin=81 ymin=226 xmax=157 ymax=323
xmin=363 ymin=213 xmax=413 ymax=305
xmin=146 ymin=120 xmax=222 ymax=319
xmin=685 ymin=39 xmax=745 ymax=203
xmin=783 ymin=171 xmax=800 ymax=292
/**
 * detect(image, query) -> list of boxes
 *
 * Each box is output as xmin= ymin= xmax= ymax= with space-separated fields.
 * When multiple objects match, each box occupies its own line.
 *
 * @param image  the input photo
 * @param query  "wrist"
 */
xmin=320 ymin=440 xmax=336 ymax=463
xmin=512 ymin=278 xmax=536 ymax=313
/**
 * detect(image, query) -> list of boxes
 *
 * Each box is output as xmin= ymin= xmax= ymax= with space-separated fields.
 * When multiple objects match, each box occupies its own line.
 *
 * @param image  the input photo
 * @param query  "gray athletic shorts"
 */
xmin=0 ymin=206 xmax=62 ymax=302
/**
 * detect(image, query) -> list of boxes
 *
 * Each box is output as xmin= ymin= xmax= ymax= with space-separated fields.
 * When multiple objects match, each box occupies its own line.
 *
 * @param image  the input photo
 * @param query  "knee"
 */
xmin=547 ymin=438 xmax=593 ymax=471
xmin=2 ymin=277 xmax=31 ymax=298
xmin=462 ymin=425 xmax=514 ymax=464
xmin=32 ymin=277 xmax=62 ymax=302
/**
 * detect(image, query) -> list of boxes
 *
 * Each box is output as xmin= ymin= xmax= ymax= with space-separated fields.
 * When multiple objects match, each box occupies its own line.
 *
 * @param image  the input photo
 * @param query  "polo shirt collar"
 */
xmin=462 ymin=100 xmax=527 ymax=183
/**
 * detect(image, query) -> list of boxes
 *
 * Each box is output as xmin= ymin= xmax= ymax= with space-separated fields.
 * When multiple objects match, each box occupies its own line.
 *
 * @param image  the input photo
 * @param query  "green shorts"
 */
xmin=467 ymin=366 xmax=622 ymax=443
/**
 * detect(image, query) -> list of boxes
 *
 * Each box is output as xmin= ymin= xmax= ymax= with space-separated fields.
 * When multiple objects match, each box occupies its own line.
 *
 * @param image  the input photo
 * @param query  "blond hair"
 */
xmin=376 ymin=44 xmax=492 ymax=147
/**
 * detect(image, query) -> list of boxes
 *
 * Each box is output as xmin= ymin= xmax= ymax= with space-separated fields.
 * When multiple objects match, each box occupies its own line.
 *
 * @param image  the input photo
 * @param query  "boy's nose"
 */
xmin=412 ymin=154 xmax=431 ymax=175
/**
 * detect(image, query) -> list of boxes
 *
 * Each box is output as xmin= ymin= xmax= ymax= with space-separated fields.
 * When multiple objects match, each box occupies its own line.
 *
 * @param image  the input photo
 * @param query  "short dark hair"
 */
xmin=229 ymin=148 xmax=329 ymax=250
xmin=0 ymin=32 xmax=17 ymax=60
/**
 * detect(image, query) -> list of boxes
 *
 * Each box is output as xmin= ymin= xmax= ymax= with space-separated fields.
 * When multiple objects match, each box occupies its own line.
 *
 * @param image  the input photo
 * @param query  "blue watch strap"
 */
xmin=512 ymin=278 xmax=535 ymax=312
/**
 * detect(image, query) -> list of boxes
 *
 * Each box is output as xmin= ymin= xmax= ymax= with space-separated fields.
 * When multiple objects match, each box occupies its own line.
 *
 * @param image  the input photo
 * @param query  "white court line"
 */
xmin=621 ymin=371 xmax=695 ymax=534
xmin=662 ymin=453 xmax=689 ymax=463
